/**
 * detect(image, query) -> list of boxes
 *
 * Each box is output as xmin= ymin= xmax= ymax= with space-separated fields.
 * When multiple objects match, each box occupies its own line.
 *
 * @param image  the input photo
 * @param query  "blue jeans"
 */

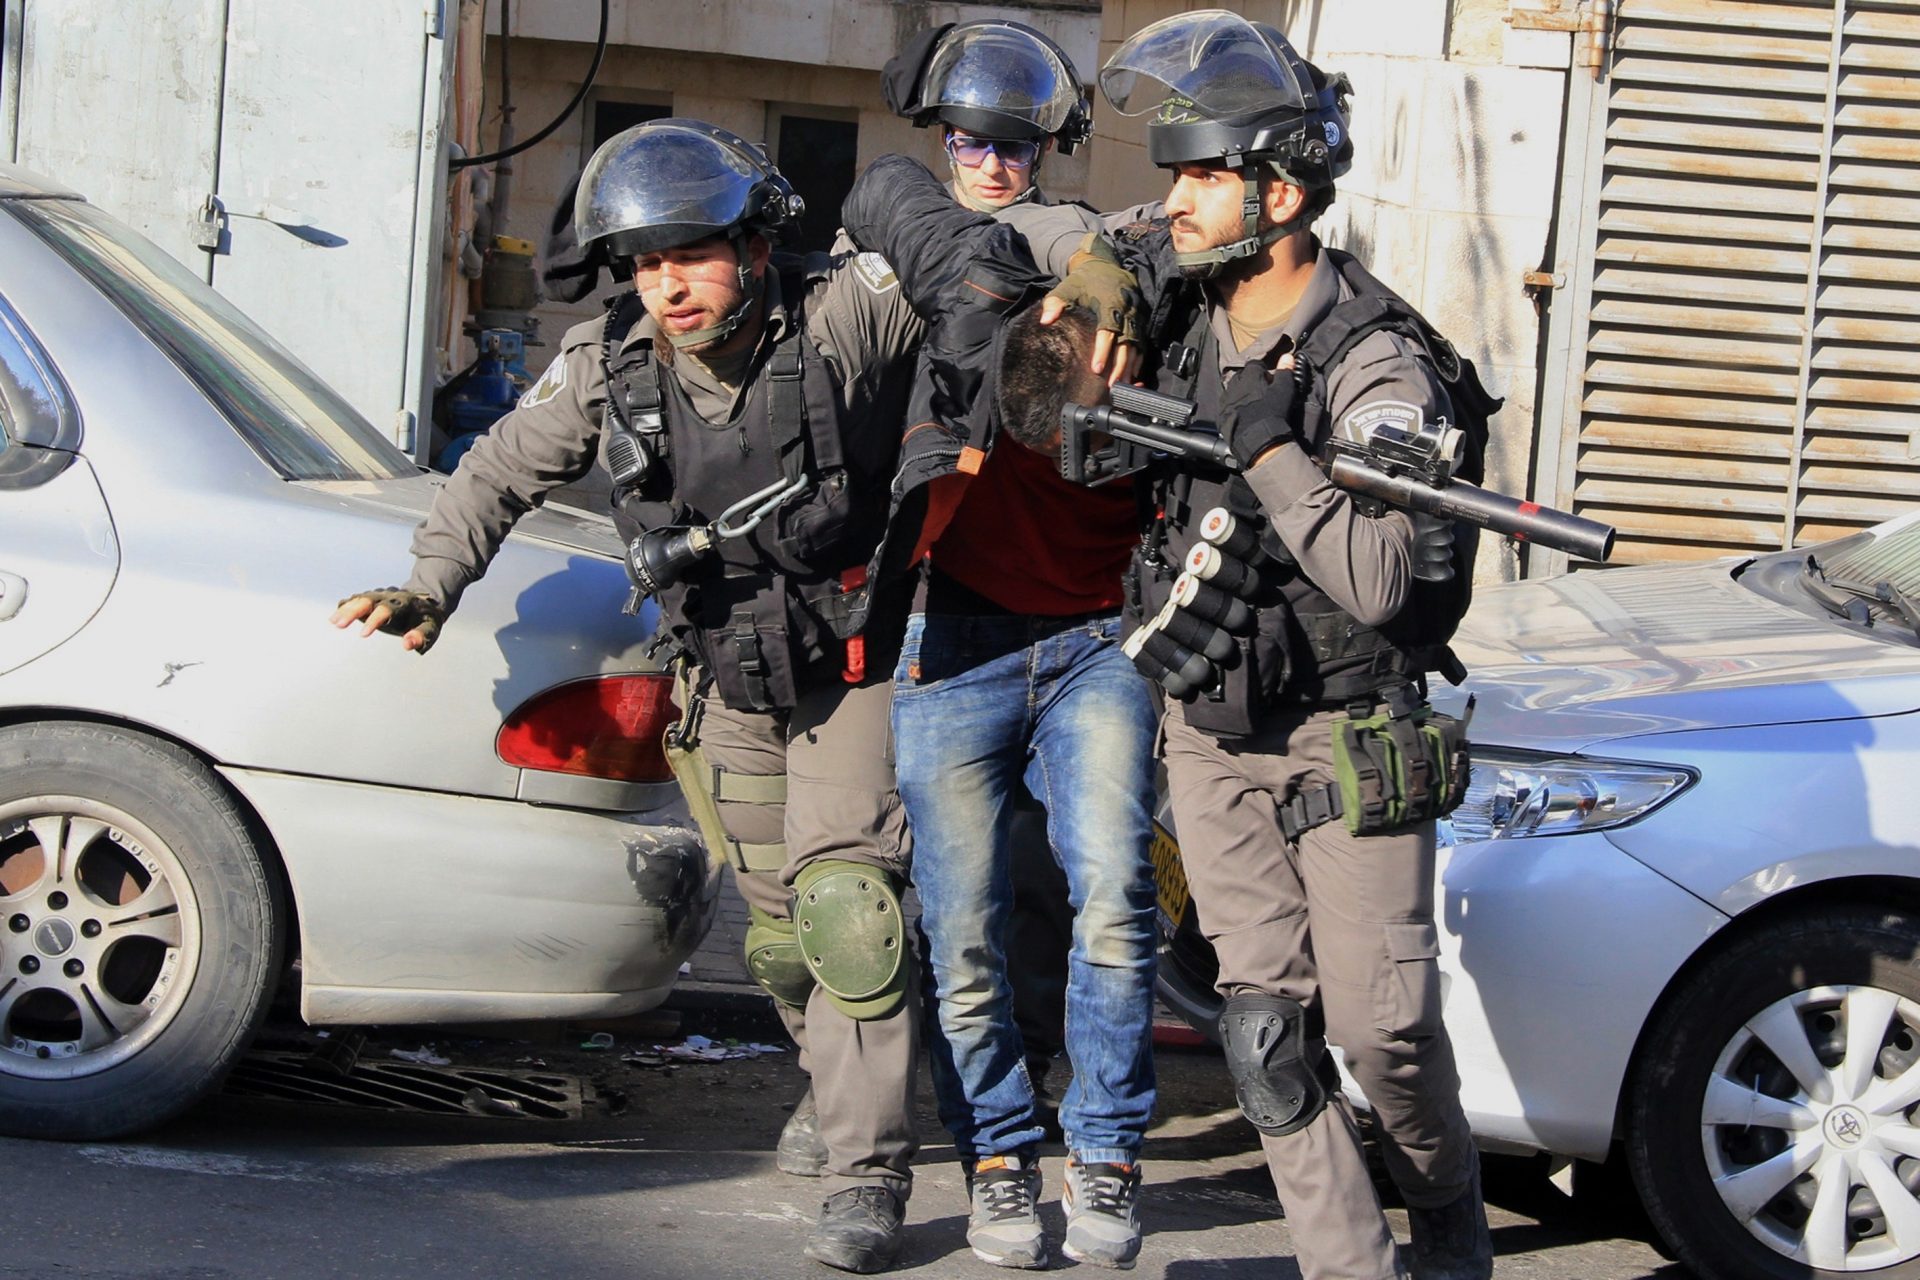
xmin=893 ymin=610 xmax=1159 ymax=1166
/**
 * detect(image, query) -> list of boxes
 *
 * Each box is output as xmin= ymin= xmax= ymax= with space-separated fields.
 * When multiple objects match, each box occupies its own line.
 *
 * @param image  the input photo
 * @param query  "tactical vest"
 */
xmin=600 ymin=256 xmax=894 ymax=713
xmin=1129 ymin=247 xmax=1499 ymax=738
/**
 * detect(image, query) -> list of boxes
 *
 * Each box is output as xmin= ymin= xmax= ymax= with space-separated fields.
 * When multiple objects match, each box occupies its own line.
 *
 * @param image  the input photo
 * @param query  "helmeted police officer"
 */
xmin=335 ymin=119 xmax=927 ymax=1274
xmin=1096 ymin=12 xmax=1496 ymax=1280
xmin=886 ymin=20 xmax=1110 ymax=268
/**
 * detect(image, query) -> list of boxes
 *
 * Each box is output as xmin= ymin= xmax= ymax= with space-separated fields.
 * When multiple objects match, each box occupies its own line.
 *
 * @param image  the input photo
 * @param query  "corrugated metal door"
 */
xmin=1535 ymin=0 xmax=1920 ymax=573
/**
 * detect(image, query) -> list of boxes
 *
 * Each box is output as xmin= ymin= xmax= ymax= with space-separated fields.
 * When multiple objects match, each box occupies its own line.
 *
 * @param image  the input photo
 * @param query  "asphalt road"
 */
xmin=3 ymin=1013 xmax=1688 ymax=1280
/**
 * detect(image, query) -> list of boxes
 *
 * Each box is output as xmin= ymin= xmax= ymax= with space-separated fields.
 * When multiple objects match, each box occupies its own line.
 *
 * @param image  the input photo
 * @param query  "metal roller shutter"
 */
xmin=1538 ymin=0 xmax=1920 ymax=571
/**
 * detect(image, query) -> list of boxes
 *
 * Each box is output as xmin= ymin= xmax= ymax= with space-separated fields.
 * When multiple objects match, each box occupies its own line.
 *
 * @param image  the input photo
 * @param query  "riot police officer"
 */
xmin=1096 ymin=12 xmax=1495 ymax=1280
xmin=885 ymin=19 xmax=1104 ymax=267
xmin=335 ymin=120 xmax=926 ymax=1274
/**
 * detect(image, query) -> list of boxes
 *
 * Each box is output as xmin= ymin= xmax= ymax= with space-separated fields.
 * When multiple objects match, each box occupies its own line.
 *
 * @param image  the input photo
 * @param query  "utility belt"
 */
xmin=1277 ymin=683 xmax=1474 ymax=842
xmin=673 ymin=564 xmax=879 ymax=715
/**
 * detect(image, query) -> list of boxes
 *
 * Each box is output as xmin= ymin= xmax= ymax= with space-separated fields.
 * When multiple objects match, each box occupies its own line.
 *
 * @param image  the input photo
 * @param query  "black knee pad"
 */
xmin=1218 ymin=993 xmax=1328 ymax=1137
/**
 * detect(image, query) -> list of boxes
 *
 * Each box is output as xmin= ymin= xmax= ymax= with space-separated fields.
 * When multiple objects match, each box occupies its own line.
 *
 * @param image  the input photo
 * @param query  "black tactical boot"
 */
xmin=805 ymin=1186 xmax=906 ymax=1274
xmin=777 ymin=1087 xmax=829 ymax=1177
xmin=1407 ymin=1158 xmax=1494 ymax=1280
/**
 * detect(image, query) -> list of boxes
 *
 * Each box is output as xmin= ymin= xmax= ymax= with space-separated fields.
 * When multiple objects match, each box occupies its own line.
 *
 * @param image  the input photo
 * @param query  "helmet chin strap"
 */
xmin=663 ymin=230 xmax=762 ymax=351
xmin=1173 ymin=167 xmax=1308 ymax=279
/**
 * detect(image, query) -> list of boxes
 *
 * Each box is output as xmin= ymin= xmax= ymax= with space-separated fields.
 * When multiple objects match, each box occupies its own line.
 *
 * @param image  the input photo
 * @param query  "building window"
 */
xmin=592 ymin=99 xmax=671 ymax=150
xmin=770 ymin=109 xmax=857 ymax=253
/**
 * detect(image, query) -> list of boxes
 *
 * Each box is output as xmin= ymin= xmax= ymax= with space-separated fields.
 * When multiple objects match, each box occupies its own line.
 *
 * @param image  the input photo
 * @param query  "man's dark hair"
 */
xmin=995 ymin=304 xmax=1099 ymax=451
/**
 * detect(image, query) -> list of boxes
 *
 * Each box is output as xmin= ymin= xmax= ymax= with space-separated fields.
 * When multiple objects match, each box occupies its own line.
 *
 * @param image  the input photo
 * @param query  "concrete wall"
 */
xmin=1088 ymin=0 xmax=1569 ymax=584
xmin=473 ymin=1 xmax=1100 ymax=356
xmin=492 ymin=0 xmax=1100 ymax=79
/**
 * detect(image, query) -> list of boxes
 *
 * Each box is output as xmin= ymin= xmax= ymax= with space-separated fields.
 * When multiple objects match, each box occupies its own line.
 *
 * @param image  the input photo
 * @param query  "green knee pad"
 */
xmin=744 ymin=908 xmax=815 ymax=1011
xmin=791 ymin=860 xmax=907 ymax=1021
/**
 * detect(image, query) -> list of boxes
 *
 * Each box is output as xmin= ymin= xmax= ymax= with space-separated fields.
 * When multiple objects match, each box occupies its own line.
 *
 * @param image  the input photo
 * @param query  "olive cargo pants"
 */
xmin=1162 ymin=703 xmax=1477 ymax=1280
xmin=689 ymin=675 xmax=919 ymax=1200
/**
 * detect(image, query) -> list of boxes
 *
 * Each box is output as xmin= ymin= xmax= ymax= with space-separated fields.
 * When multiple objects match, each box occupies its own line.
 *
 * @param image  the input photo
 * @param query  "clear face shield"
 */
xmin=923 ymin=24 xmax=1083 ymax=139
xmin=1098 ymin=10 xmax=1315 ymax=130
xmin=1100 ymin=11 xmax=1326 ymax=278
xmin=575 ymin=120 xmax=792 ymax=350
xmin=574 ymin=120 xmax=767 ymax=259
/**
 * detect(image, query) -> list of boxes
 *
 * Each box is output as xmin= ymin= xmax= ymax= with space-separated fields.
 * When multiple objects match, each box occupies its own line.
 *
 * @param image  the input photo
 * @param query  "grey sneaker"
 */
xmin=1063 ymin=1159 xmax=1143 ymax=1269
xmin=1406 ymin=1158 xmax=1493 ymax=1280
xmin=777 ymin=1088 xmax=829 ymax=1177
xmin=966 ymin=1154 xmax=1047 ymax=1268
xmin=804 ymin=1186 xmax=905 ymax=1274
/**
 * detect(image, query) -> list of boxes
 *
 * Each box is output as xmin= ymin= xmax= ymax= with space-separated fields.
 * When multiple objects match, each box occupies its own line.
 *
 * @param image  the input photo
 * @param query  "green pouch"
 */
xmin=1419 ymin=696 xmax=1475 ymax=817
xmin=1330 ymin=711 xmax=1399 ymax=835
xmin=1330 ymin=696 xmax=1475 ymax=836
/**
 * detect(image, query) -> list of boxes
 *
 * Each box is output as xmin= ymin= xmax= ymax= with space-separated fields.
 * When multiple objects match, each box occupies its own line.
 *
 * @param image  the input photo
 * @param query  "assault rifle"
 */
xmin=1058 ymin=385 xmax=1615 ymax=563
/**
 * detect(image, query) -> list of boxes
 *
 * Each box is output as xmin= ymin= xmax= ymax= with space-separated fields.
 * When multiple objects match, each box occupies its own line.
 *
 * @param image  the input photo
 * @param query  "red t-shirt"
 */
xmin=929 ymin=438 xmax=1140 ymax=615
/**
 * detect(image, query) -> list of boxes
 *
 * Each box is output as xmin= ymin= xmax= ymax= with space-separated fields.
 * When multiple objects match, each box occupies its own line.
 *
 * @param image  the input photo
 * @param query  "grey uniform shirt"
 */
xmin=975 ymin=188 xmax=1098 ymax=279
xmin=405 ymin=236 xmax=923 ymax=610
xmin=1213 ymin=246 xmax=1450 ymax=628
xmin=958 ymin=183 xmax=1165 ymax=279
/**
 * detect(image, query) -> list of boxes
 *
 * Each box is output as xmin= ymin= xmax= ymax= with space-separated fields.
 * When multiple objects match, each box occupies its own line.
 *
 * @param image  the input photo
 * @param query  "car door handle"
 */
xmin=0 ymin=572 xmax=26 ymax=621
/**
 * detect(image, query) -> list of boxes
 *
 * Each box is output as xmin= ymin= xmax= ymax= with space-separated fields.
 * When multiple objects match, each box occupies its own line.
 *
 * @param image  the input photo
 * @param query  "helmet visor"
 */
xmin=1099 ymin=10 xmax=1312 ymax=123
xmin=575 ymin=120 xmax=765 ymax=254
xmin=923 ymin=25 xmax=1081 ymax=136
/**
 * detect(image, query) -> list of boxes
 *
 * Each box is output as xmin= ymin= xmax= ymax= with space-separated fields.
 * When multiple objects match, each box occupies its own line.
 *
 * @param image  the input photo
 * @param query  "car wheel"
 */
xmin=1626 ymin=904 xmax=1920 ymax=1279
xmin=0 ymin=722 xmax=282 ymax=1139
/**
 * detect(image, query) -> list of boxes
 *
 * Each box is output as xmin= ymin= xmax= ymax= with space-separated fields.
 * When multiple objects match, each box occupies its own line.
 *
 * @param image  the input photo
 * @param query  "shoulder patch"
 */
xmin=1342 ymin=398 xmax=1422 ymax=444
xmin=519 ymin=354 xmax=570 ymax=409
xmin=851 ymin=251 xmax=899 ymax=296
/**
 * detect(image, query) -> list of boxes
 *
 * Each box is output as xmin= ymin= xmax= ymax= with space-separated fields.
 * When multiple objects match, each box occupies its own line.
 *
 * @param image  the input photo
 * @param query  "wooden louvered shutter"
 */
xmin=1535 ymin=0 xmax=1920 ymax=573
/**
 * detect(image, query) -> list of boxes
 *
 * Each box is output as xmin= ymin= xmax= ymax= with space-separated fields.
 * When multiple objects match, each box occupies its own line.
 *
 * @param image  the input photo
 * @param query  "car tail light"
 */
xmin=497 ymin=674 xmax=677 ymax=783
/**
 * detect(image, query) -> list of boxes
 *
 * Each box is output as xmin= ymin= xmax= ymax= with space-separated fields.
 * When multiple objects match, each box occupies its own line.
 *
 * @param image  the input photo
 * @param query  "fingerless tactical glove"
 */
xmin=1052 ymin=231 xmax=1146 ymax=345
xmin=341 ymin=588 xmax=447 ymax=654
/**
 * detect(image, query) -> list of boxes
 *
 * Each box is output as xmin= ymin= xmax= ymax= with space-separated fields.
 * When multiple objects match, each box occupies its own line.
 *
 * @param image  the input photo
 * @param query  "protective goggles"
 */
xmin=945 ymin=135 xmax=1041 ymax=170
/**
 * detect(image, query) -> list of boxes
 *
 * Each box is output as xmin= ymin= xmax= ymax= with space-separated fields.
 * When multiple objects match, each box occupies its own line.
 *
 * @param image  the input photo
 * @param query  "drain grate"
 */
xmin=225 ymin=1049 xmax=583 ymax=1120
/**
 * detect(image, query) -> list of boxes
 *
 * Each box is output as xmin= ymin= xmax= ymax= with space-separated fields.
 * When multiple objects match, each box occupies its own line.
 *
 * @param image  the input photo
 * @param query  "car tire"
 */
xmin=0 ymin=722 xmax=283 ymax=1139
xmin=1626 ymin=904 xmax=1920 ymax=1280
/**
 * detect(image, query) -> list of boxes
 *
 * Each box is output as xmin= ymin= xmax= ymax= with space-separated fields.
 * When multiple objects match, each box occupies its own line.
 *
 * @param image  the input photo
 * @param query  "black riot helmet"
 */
xmin=574 ymin=119 xmax=804 ymax=348
xmin=885 ymin=20 xmax=1092 ymax=154
xmin=1100 ymin=10 xmax=1352 ymax=275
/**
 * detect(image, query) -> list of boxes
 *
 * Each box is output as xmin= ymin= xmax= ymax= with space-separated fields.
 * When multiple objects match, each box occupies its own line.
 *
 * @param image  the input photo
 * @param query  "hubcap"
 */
xmin=1702 ymin=984 xmax=1920 ymax=1270
xmin=0 ymin=800 xmax=200 ymax=1080
xmin=33 ymin=918 xmax=75 ymax=958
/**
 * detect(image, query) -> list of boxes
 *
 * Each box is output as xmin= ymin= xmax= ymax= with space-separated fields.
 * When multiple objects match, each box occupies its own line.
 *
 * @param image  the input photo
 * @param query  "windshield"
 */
xmin=1819 ymin=509 xmax=1920 ymax=594
xmin=1739 ymin=512 xmax=1920 ymax=645
xmin=6 ymin=198 xmax=412 ymax=481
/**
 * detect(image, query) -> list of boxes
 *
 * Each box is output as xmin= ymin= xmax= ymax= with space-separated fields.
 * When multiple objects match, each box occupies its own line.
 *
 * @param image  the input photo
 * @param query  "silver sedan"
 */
xmin=0 ymin=166 xmax=719 ymax=1139
xmin=1155 ymin=513 xmax=1920 ymax=1280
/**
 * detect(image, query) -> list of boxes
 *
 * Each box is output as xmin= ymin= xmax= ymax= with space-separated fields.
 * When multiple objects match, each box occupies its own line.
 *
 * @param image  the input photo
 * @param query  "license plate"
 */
xmin=1149 ymin=821 xmax=1191 ymax=938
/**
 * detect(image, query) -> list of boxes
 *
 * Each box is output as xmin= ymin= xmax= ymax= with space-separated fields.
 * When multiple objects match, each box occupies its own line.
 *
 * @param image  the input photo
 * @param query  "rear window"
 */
xmin=6 ymin=198 xmax=412 ymax=481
